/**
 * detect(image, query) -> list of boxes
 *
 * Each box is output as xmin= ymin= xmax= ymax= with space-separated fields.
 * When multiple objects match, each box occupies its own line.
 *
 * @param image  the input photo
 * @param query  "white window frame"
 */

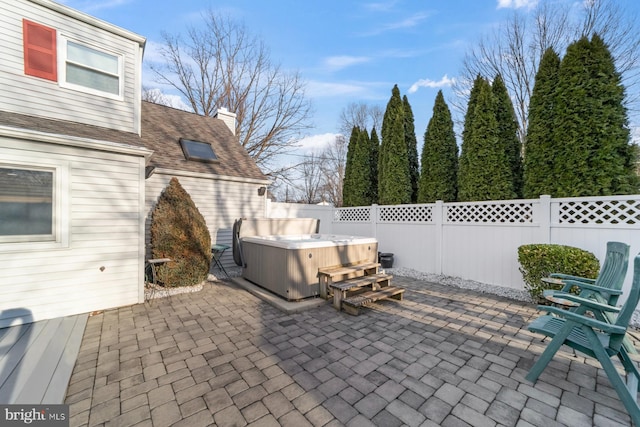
xmin=58 ymin=35 xmax=124 ymax=100
xmin=0 ymin=157 xmax=69 ymax=252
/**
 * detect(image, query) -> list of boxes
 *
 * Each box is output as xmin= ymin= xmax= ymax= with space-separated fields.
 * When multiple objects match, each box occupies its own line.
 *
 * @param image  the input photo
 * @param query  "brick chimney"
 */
xmin=214 ymin=107 xmax=236 ymax=136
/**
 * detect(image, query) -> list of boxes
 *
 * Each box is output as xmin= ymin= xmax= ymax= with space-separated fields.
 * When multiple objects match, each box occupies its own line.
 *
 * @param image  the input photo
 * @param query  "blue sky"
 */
xmin=60 ymin=0 xmax=640 ymax=158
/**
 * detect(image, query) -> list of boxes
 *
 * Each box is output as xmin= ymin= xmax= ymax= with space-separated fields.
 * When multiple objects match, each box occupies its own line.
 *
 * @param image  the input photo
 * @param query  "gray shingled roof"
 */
xmin=141 ymin=101 xmax=267 ymax=181
xmin=0 ymin=102 xmax=268 ymax=182
xmin=0 ymin=110 xmax=144 ymax=147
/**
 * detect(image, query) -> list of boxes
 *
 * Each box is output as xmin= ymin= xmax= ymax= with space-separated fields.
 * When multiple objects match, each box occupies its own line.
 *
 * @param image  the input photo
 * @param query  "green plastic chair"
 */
xmin=542 ymin=241 xmax=630 ymax=307
xmin=527 ymin=253 xmax=640 ymax=426
xmin=541 ymin=241 xmax=634 ymax=353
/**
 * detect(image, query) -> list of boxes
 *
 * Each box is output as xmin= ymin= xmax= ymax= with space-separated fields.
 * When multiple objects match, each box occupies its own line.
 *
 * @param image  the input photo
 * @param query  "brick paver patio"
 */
xmin=65 ymin=276 xmax=637 ymax=426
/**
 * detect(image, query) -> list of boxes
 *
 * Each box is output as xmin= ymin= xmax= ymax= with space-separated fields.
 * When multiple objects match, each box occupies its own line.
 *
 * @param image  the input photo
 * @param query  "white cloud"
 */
xmin=496 ymin=0 xmax=539 ymax=10
xmin=306 ymin=81 xmax=368 ymax=98
xmin=364 ymin=1 xmax=399 ymax=12
xmin=631 ymin=125 xmax=640 ymax=145
xmin=142 ymin=88 xmax=192 ymax=111
xmin=408 ymin=74 xmax=455 ymax=94
xmin=359 ymin=11 xmax=432 ymax=36
xmin=297 ymin=133 xmax=340 ymax=152
xmin=324 ymin=56 xmax=371 ymax=72
xmin=383 ymin=12 xmax=431 ymax=31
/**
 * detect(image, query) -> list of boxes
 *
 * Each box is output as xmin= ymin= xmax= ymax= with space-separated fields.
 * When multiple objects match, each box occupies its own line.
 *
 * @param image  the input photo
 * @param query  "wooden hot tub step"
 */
xmin=330 ymin=273 xmax=392 ymax=292
xmin=318 ymin=262 xmax=380 ymax=299
xmin=342 ymin=286 xmax=405 ymax=316
xmin=318 ymin=262 xmax=380 ymax=278
xmin=329 ymin=273 xmax=393 ymax=310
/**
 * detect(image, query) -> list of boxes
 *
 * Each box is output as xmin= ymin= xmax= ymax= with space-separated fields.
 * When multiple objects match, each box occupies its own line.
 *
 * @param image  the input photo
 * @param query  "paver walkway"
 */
xmin=65 ymin=276 xmax=638 ymax=426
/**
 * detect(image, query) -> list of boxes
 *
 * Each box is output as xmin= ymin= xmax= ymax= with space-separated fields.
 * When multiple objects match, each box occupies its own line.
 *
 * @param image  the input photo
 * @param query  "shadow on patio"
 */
xmin=65 ymin=275 xmax=639 ymax=426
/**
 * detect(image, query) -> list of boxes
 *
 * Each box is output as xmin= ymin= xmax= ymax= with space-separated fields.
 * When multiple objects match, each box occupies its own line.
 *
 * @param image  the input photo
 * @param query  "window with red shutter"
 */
xmin=23 ymin=19 xmax=57 ymax=82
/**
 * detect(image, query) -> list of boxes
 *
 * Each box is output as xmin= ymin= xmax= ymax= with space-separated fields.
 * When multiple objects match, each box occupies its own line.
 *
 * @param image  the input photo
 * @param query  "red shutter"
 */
xmin=23 ymin=19 xmax=57 ymax=82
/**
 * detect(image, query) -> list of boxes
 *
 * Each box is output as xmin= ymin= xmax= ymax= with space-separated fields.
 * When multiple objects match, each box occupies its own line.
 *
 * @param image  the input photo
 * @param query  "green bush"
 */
xmin=150 ymin=177 xmax=211 ymax=287
xmin=517 ymin=244 xmax=600 ymax=302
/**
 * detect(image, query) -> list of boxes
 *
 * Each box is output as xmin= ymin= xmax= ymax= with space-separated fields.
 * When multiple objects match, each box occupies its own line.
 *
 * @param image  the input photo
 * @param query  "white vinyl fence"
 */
xmin=267 ymin=195 xmax=640 ymax=299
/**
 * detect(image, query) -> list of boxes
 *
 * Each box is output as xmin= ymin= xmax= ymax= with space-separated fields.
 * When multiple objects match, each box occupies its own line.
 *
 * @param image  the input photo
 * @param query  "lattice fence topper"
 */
xmin=447 ymin=202 xmax=534 ymax=223
xmin=558 ymin=199 xmax=640 ymax=225
xmin=334 ymin=207 xmax=370 ymax=222
xmin=378 ymin=205 xmax=433 ymax=222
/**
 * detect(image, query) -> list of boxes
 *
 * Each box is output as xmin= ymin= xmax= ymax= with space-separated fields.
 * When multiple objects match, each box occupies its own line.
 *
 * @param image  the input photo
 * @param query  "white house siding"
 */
xmin=145 ymin=171 xmax=268 ymax=270
xmin=0 ymin=0 xmax=144 ymax=134
xmin=0 ymin=137 xmax=146 ymax=328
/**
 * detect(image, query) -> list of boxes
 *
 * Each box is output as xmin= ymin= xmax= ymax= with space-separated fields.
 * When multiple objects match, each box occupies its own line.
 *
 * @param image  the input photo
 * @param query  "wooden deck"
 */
xmin=0 ymin=314 xmax=87 ymax=404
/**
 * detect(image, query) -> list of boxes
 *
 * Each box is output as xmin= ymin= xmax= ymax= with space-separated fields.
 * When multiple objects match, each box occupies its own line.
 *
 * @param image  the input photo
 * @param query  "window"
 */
xmin=61 ymin=38 xmax=122 ymax=97
xmin=0 ymin=166 xmax=54 ymax=241
xmin=180 ymin=139 xmax=219 ymax=163
xmin=23 ymin=19 xmax=57 ymax=81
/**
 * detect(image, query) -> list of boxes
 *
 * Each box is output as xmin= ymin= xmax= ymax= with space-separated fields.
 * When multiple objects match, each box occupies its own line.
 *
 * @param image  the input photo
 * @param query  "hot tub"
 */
xmin=241 ymin=234 xmax=378 ymax=300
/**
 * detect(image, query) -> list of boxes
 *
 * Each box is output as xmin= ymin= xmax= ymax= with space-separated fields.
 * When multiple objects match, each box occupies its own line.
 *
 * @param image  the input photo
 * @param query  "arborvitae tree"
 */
xmin=492 ymin=74 xmax=522 ymax=198
xmin=523 ymin=48 xmax=561 ymax=198
xmin=461 ymin=74 xmax=484 ymax=151
xmin=403 ymin=95 xmax=420 ymax=203
xmin=379 ymin=85 xmax=411 ymax=204
xmin=418 ymin=90 xmax=458 ymax=202
xmin=342 ymin=126 xmax=360 ymax=207
xmin=369 ymin=127 xmax=380 ymax=204
xmin=458 ymin=77 xmax=515 ymax=201
xmin=347 ymin=128 xmax=372 ymax=206
xmin=552 ymin=34 xmax=638 ymax=196
xmin=150 ymin=177 xmax=211 ymax=287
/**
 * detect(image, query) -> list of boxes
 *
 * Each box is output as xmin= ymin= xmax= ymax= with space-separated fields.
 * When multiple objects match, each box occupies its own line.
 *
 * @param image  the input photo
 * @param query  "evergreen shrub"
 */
xmin=517 ymin=244 xmax=600 ymax=302
xmin=150 ymin=177 xmax=212 ymax=287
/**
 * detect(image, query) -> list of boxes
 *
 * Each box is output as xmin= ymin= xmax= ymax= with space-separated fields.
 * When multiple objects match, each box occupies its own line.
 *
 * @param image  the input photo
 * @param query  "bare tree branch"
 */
xmin=338 ymin=102 xmax=384 ymax=136
xmin=148 ymin=11 xmax=313 ymax=171
xmin=319 ymin=134 xmax=348 ymax=206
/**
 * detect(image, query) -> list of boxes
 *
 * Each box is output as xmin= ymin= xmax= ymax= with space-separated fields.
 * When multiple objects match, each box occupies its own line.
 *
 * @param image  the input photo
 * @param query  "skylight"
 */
xmin=180 ymin=139 xmax=218 ymax=163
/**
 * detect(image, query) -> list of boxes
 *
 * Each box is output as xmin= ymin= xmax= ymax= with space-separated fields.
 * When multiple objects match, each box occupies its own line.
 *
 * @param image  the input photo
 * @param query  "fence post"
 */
xmin=371 ymin=204 xmax=378 ymax=238
xmin=435 ymin=200 xmax=444 ymax=274
xmin=265 ymin=198 xmax=272 ymax=218
xmin=538 ymin=195 xmax=551 ymax=244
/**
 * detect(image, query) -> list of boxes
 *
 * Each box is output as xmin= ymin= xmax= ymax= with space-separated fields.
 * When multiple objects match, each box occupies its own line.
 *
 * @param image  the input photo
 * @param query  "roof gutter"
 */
xmin=152 ymin=167 xmax=271 ymax=185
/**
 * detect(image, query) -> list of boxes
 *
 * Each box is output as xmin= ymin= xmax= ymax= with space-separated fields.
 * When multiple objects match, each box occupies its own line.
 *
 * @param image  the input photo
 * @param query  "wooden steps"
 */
xmin=331 ymin=273 xmax=392 ymax=292
xmin=318 ymin=262 xmax=380 ymax=299
xmin=342 ymin=286 xmax=405 ymax=316
xmin=331 ymin=273 xmax=392 ymax=310
xmin=318 ymin=261 xmax=404 ymax=315
xmin=318 ymin=262 xmax=381 ymax=278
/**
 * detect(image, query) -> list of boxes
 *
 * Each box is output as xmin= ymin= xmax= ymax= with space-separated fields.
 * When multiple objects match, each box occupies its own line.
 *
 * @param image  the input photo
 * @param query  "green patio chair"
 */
xmin=526 ymin=253 xmax=640 ymax=426
xmin=542 ymin=241 xmax=630 ymax=307
xmin=541 ymin=241 xmax=634 ymax=353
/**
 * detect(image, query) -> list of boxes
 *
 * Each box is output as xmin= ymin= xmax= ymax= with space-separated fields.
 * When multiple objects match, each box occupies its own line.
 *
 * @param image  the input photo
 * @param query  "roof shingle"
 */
xmin=141 ymin=101 xmax=267 ymax=181
xmin=0 ymin=110 xmax=143 ymax=147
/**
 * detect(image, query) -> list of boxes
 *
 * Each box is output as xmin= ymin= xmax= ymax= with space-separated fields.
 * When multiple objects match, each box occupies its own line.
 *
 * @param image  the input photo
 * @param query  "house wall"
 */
xmin=0 ymin=134 xmax=147 ymax=328
xmin=145 ymin=171 xmax=268 ymax=270
xmin=0 ymin=0 xmax=144 ymax=134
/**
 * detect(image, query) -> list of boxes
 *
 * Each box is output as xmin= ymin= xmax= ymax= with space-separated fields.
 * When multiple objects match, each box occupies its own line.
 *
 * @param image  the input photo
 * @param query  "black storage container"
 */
xmin=379 ymin=252 xmax=394 ymax=268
